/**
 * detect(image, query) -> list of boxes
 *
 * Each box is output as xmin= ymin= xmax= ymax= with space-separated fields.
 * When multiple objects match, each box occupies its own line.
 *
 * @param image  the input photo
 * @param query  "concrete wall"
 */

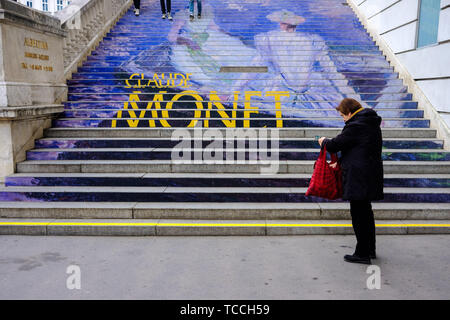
xmin=350 ymin=0 xmax=450 ymax=127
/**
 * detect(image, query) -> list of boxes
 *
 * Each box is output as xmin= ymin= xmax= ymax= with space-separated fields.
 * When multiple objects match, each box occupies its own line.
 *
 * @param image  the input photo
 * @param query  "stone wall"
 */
xmin=0 ymin=0 xmax=133 ymax=182
xmin=0 ymin=0 xmax=66 ymax=106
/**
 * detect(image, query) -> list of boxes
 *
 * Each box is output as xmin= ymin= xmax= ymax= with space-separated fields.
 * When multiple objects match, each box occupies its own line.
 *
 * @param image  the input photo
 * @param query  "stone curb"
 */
xmin=0 ymin=219 xmax=449 ymax=236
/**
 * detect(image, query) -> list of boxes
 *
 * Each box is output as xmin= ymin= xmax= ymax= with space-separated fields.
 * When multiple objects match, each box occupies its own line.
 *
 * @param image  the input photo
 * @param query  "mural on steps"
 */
xmin=2 ymin=0 xmax=448 ymax=204
xmin=65 ymin=0 xmax=420 ymax=129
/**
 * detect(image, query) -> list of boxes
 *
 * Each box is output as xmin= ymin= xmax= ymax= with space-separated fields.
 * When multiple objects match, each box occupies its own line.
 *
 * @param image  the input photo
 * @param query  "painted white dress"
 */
xmin=121 ymin=4 xmax=257 ymax=93
xmin=168 ymin=4 xmax=258 ymax=92
xmin=232 ymin=29 xmax=361 ymax=112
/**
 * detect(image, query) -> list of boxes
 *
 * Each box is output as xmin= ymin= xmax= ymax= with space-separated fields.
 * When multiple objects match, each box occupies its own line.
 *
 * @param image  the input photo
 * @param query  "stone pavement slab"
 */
xmin=0 ymin=235 xmax=448 ymax=299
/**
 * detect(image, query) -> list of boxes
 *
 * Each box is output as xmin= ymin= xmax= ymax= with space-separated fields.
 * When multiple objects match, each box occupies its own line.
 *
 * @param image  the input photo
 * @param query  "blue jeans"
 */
xmin=189 ymin=0 xmax=202 ymax=15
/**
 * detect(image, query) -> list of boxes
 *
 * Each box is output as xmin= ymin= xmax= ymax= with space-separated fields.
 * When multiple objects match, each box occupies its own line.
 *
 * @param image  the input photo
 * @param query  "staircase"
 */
xmin=0 ymin=0 xmax=449 ymax=236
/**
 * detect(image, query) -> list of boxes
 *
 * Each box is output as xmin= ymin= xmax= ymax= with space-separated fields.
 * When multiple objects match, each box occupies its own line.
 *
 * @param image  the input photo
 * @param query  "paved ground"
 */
xmin=0 ymin=235 xmax=449 ymax=300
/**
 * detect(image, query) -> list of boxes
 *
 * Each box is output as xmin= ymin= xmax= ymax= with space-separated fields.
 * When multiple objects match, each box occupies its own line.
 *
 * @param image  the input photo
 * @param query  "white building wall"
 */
xmin=15 ymin=0 xmax=71 ymax=14
xmin=350 ymin=0 xmax=450 ymax=126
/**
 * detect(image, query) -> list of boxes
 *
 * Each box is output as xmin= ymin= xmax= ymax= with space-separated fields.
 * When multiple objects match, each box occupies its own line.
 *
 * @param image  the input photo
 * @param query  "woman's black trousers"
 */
xmin=350 ymin=200 xmax=376 ymax=257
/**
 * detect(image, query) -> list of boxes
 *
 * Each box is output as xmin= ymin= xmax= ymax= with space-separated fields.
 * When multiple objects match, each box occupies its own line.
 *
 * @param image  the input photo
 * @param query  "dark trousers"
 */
xmin=133 ymin=0 xmax=140 ymax=9
xmin=350 ymin=200 xmax=376 ymax=257
xmin=160 ymin=0 xmax=171 ymax=13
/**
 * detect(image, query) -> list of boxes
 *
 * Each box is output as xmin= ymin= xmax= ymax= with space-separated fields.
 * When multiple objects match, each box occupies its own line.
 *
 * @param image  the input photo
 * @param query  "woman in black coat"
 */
xmin=319 ymin=98 xmax=384 ymax=265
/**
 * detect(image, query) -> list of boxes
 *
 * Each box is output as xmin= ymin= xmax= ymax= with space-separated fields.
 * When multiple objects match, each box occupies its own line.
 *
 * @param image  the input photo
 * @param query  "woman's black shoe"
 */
xmin=344 ymin=254 xmax=371 ymax=265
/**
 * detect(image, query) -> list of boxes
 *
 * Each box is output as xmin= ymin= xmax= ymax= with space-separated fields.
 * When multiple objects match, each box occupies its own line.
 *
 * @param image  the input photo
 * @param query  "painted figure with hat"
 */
xmin=232 ymin=9 xmax=361 ymax=117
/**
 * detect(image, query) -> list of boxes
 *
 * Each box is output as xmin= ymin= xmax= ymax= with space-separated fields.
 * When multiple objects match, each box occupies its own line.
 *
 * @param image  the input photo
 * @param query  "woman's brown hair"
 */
xmin=336 ymin=98 xmax=362 ymax=115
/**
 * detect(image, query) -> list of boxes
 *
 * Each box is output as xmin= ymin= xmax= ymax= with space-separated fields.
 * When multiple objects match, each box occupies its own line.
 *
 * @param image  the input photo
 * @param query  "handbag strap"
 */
xmin=330 ymin=153 xmax=339 ymax=163
xmin=319 ymin=145 xmax=328 ymax=163
xmin=322 ymin=144 xmax=339 ymax=163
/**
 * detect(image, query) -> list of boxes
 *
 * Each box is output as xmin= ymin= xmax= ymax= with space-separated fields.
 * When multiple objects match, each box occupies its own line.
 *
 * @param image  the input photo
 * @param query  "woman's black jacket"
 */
xmin=323 ymin=108 xmax=384 ymax=201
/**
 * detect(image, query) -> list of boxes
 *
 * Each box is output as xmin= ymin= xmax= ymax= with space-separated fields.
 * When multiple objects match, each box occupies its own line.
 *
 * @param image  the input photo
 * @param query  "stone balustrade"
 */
xmin=55 ymin=0 xmax=132 ymax=78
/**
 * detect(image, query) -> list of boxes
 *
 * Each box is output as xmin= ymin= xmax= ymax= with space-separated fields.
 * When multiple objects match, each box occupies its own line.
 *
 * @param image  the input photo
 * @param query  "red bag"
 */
xmin=306 ymin=146 xmax=343 ymax=200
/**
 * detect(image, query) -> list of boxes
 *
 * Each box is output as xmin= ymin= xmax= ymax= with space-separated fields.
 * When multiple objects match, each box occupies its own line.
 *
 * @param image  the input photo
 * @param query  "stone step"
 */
xmin=116 ymin=12 xmax=360 ymax=18
xmin=52 ymin=118 xmax=430 ymax=129
xmin=61 ymin=109 xmax=423 ymax=119
xmin=90 ymin=46 xmax=382 ymax=54
xmin=111 ymin=21 xmax=367 ymax=26
xmin=43 ymin=127 xmax=438 ymax=139
xmin=25 ymin=148 xmax=450 ymax=162
xmin=86 ymin=53 xmax=387 ymax=62
xmin=68 ymin=85 xmax=404 ymax=93
xmin=0 ymin=186 xmax=449 ymax=203
xmin=112 ymin=20 xmax=366 ymax=25
xmin=100 ymin=38 xmax=376 ymax=44
xmin=5 ymin=173 xmax=450 ymax=189
xmin=95 ymin=38 xmax=378 ymax=44
xmin=107 ymin=32 xmax=370 ymax=38
xmin=87 ymin=55 xmax=387 ymax=62
xmin=65 ymin=91 xmax=411 ymax=98
xmin=67 ymin=79 xmax=406 ymax=87
xmin=0 ymin=218 xmax=449 ymax=236
xmin=62 ymin=105 xmax=416 ymax=112
xmin=34 ymin=137 xmax=444 ymax=150
xmin=107 ymin=29 xmax=370 ymax=34
xmin=65 ymin=95 xmax=413 ymax=104
xmin=115 ymin=16 xmax=362 ymax=21
xmin=73 ymin=69 xmax=396 ymax=76
xmin=15 ymin=160 xmax=450 ymax=174
xmin=80 ymin=56 xmax=389 ymax=64
xmin=93 ymin=42 xmax=380 ymax=48
xmin=63 ymin=100 xmax=418 ymax=109
xmin=79 ymin=61 xmax=392 ymax=69
xmin=98 ymin=43 xmax=379 ymax=50
xmin=107 ymin=37 xmax=363 ymax=42
xmin=1 ymin=201 xmax=450 ymax=220
xmin=106 ymin=31 xmax=371 ymax=37
xmin=102 ymin=31 xmax=372 ymax=37
xmin=115 ymin=12 xmax=363 ymax=18
xmin=69 ymin=83 xmax=407 ymax=95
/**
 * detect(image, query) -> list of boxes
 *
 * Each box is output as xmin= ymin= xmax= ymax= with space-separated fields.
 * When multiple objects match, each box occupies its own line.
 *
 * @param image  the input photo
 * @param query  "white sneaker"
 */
xmin=135 ymin=9 xmax=139 ymax=16
xmin=168 ymin=13 xmax=173 ymax=20
xmin=162 ymin=13 xmax=166 ymax=19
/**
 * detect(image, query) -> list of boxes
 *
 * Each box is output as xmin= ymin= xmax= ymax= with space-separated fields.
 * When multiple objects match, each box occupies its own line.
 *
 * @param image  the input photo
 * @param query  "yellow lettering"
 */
xmin=174 ymin=73 xmax=186 ymax=88
xmin=124 ymin=91 xmax=144 ymax=127
xmin=184 ymin=73 xmax=192 ymax=88
xmin=266 ymin=91 xmax=289 ymax=128
xmin=205 ymin=91 xmax=236 ymax=128
xmin=244 ymin=91 xmax=261 ymax=128
xmin=153 ymin=73 xmax=163 ymax=88
xmin=125 ymin=73 xmax=141 ymax=89
xmin=166 ymin=91 xmax=203 ymax=128
xmin=151 ymin=92 xmax=170 ymax=127
xmin=113 ymin=91 xmax=170 ymax=128
xmin=24 ymin=38 xmax=48 ymax=50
